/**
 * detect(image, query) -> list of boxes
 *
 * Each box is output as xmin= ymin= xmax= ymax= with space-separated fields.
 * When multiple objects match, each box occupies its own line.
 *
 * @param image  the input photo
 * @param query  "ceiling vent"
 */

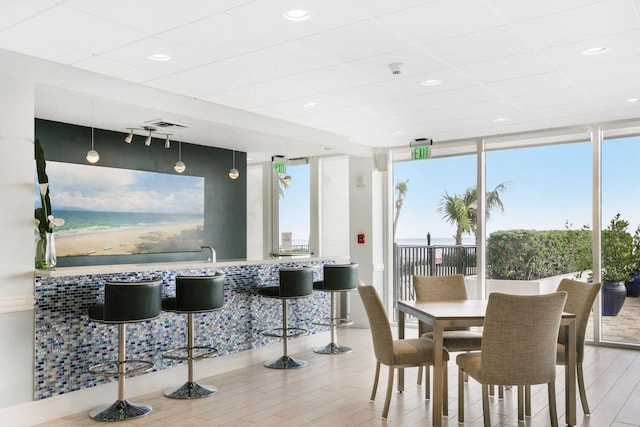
xmin=144 ymin=119 xmax=190 ymax=129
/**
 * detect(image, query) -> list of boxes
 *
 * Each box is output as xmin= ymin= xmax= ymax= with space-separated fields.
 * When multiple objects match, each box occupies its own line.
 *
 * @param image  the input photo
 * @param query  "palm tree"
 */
xmin=393 ymin=179 xmax=409 ymax=238
xmin=437 ymin=182 xmax=509 ymax=245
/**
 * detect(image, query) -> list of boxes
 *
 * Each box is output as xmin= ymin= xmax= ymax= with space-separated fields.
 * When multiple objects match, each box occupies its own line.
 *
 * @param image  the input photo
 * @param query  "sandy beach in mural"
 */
xmin=55 ymin=220 xmax=204 ymax=256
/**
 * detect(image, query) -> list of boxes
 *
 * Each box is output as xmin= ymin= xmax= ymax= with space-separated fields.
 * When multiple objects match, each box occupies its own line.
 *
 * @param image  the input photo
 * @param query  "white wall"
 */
xmin=0 ymin=52 xmax=38 ymax=407
xmin=246 ymin=163 xmax=264 ymax=260
xmin=319 ymin=156 xmax=350 ymax=257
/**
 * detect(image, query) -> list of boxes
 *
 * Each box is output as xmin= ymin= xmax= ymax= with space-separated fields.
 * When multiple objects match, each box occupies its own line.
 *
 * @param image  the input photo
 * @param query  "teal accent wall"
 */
xmin=35 ymin=118 xmax=247 ymax=266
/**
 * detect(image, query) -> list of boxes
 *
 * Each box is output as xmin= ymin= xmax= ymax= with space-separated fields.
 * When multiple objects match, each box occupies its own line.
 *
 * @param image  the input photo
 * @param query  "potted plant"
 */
xmin=601 ymin=213 xmax=633 ymax=315
xmin=628 ymin=225 xmax=640 ymax=297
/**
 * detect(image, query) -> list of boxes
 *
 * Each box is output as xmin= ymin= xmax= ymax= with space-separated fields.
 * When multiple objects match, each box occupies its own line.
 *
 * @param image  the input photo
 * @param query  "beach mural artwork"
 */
xmin=35 ymin=161 xmax=205 ymax=257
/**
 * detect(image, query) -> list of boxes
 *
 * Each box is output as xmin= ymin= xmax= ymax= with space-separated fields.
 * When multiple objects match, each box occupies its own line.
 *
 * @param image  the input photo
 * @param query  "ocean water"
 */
xmin=52 ymin=209 xmax=203 ymax=237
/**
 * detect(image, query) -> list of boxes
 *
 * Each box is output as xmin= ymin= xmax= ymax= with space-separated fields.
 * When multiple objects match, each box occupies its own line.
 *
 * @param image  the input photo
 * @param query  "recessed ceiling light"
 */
xmin=493 ymin=117 xmax=509 ymax=122
xmin=282 ymin=9 xmax=311 ymax=21
xmin=420 ymin=79 xmax=442 ymax=86
xmin=303 ymin=102 xmax=319 ymax=108
xmin=582 ymin=46 xmax=608 ymax=56
xmin=392 ymin=130 xmax=407 ymax=136
xmin=626 ymin=97 xmax=640 ymax=103
xmin=148 ymin=53 xmax=171 ymax=62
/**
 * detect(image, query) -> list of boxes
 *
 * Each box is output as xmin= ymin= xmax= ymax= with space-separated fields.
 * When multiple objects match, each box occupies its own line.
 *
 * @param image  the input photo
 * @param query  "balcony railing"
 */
xmin=393 ymin=243 xmax=477 ymax=320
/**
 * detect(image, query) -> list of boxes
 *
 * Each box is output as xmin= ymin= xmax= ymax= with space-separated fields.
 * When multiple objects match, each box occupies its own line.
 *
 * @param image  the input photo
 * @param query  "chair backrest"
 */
xmin=279 ymin=267 xmax=314 ymax=297
xmin=104 ymin=278 xmax=163 ymax=322
xmin=556 ymin=278 xmax=601 ymax=361
xmin=413 ymin=274 xmax=468 ymax=333
xmin=176 ymin=273 xmax=225 ymax=312
xmin=413 ymin=274 xmax=468 ymax=301
xmin=357 ymin=281 xmax=394 ymax=366
xmin=480 ymin=291 xmax=567 ymax=386
xmin=321 ymin=263 xmax=359 ymax=290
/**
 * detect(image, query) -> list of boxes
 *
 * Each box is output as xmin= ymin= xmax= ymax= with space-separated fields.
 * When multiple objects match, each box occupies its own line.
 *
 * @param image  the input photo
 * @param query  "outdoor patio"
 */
xmin=590 ymin=295 xmax=640 ymax=344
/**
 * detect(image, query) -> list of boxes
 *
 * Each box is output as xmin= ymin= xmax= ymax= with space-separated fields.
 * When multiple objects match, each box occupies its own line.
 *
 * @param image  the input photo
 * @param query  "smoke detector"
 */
xmin=389 ymin=62 xmax=404 ymax=75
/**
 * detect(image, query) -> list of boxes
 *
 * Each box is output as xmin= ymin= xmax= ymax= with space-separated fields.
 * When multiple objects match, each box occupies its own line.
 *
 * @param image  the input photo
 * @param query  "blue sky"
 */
xmin=278 ymin=164 xmax=310 ymax=244
xmin=38 ymin=161 xmax=205 ymax=214
xmin=394 ymin=136 xmax=640 ymax=242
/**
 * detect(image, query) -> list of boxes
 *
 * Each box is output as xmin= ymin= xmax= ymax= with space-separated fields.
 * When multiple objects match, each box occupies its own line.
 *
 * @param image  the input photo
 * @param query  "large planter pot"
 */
xmin=626 ymin=272 xmax=640 ymax=297
xmin=602 ymin=281 xmax=627 ymax=316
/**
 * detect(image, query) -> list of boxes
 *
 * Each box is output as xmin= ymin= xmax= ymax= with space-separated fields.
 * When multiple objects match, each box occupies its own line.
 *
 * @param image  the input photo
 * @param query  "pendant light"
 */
xmin=174 ymin=141 xmax=186 ymax=173
xmin=86 ymin=99 xmax=99 ymax=164
xmin=228 ymin=129 xmax=239 ymax=179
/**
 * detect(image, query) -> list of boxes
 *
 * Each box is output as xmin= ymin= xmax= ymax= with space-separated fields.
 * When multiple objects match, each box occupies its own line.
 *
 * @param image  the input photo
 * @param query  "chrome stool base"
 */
xmin=314 ymin=342 xmax=352 ymax=354
xmin=163 ymin=381 xmax=217 ymax=399
xmin=89 ymin=399 xmax=151 ymax=421
xmin=264 ymin=355 xmax=307 ymax=369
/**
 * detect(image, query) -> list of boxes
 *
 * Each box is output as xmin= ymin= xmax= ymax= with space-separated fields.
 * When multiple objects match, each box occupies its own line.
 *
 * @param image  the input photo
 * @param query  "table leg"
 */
xmin=565 ymin=320 xmax=576 ymax=425
xmin=432 ymin=324 xmax=444 ymax=427
xmin=398 ymin=309 xmax=405 ymax=392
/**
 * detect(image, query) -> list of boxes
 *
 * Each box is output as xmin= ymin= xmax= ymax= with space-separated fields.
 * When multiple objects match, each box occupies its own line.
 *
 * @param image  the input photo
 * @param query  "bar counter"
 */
xmin=35 ymin=257 xmax=346 ymax=400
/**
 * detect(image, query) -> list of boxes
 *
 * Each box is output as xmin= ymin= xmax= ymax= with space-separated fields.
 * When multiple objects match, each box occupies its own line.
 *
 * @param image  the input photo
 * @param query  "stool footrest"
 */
xmin=89 ymin=359 xmax=153 ymax=377
xmin=313 ymin=317 xmax=354 ymax=327
xmin=262 ymin=327 xmax=307 ymax=339
xmin=162 ymin=346 xmax=218 ymax=361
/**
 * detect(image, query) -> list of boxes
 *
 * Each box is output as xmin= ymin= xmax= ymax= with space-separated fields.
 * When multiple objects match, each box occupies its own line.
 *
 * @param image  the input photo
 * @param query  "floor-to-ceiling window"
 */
xmin=274 ymin=159 xmax=310 ymax=256
xmin=601 ymin=133 xmax=640 ymax=345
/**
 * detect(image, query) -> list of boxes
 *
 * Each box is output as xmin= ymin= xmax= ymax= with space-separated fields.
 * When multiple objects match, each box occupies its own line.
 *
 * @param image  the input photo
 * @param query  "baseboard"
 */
xmin=0 ymin=331 xmax=330 ymax=426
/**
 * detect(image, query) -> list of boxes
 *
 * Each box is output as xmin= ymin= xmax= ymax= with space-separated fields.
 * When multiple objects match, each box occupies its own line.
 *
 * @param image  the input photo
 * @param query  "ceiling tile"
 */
xmin=510 ymin=87 xmax=590 ymax=109
xmin=9 ymin=5 xmax=147 ymax=54
xmin=285 ymin=64 xmax=378 ymax=94
xmin=385 ymin=67 xmax=477 ymax=96
xmin=513 ymin=0 xmax=640 ymax=49
xmin=486 ymin=0 xmax=603 ymax=22
xmin=158 ymin=13 xmax=285 ymax=61
xmin=486 ymin=72 xmax=574 ymax=98
xmin=348 ymin=0 xmax=433 ymax=17
xmin=541 ymin=29 xmax=640 ymax=69
xmin=296 ymin=20 xmax=412 ymax=63
xmin=331 ymin=83 xmax=406 ymax=106
xmin=459 ymin=51 xmax=557 ymax=84
xmin=422 ymin=85 xmax=504 ymax=108
xmin=422 ymin=26 xmax=532 ymax=67
xmin=101 ymin=36 xmax=216 ymax=75
xmin=0 ymin=29 xmax=92 ymax=64
xmin=225 ymin=0 xmax=369 ymax=40
xmin=64 ymin=0 xmax=247 ymax=34
xmin=0 ymin=0 xmax=61 ymax=30
xmin=346 ymin=46 xmax=445 ymax=82
xmin=445 ymin=98 xmax=517 ymax=119
xmin=373 ymin=0 xmax=507 ymax=45
xmin=74 ymin=55 xmax=163 ymax=84
xmin=203 ymin=80 xmax=317 ymax=110
xmin=562 ymin=56 xmax=640 ymax=85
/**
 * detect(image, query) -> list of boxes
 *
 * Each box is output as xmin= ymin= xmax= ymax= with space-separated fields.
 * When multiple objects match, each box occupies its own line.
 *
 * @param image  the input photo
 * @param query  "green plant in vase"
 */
xmin=601 ymin=213 xmax=633 ymax=315
xmin=35 ymin=139 xmax=64 ymax=269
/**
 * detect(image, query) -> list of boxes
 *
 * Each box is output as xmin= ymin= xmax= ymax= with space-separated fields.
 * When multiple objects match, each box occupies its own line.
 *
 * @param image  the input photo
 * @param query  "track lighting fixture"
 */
xmin=123 ymin=126 xmax=172 ymax=148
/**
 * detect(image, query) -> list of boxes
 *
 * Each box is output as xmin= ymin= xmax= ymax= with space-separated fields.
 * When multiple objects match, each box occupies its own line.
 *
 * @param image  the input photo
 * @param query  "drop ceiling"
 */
xmin=2 ymin=0 xmax=640 ymax=161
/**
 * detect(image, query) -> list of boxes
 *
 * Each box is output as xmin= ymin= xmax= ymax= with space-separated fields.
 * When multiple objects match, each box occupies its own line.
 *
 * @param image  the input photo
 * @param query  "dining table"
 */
xmin=397 ymin=299 xmax=577 ymax=427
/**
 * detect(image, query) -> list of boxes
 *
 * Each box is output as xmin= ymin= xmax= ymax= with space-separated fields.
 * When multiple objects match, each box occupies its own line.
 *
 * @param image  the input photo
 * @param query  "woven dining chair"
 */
xmin=357 ymin=281 xmax=449 ymax=420
xmin=413 ymin=274 xmax=482 ymax=396
xmin=523 ymin=278 xmax=601 ymax=416
xmin=457 ymin=291 xmax=567 ymax=427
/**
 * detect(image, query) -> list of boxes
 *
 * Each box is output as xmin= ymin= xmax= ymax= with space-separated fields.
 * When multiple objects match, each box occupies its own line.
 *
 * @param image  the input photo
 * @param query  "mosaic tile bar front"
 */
xmin=34 ymin=259 xmax=333 ymax=400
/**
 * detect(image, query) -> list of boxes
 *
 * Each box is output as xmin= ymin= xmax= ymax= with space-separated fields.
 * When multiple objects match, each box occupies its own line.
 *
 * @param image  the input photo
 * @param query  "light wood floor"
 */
xmin=36 ymin=327 xmax=640 ymax=427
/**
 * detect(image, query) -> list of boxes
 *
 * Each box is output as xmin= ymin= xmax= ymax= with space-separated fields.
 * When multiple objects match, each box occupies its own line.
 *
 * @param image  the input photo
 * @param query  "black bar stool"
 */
xmin=259 ymin=267 xmax=313 ymax=369
xmin=87 ymin=277 xmax=163 ymax=421
xmin=161 ymin=274 xmax=225 ymax=399
xmin=313 ymin=263 xmax=359 ymax=354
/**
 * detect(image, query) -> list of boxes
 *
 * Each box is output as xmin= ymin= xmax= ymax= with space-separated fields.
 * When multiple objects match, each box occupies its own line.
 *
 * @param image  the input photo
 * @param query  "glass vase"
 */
xmin=36 ymin=232 xmax=57 ymax=269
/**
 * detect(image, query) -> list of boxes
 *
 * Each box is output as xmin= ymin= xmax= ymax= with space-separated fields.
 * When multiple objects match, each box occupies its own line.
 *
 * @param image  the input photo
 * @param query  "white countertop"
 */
xmin=35 ymin=256 xmax=350 ymax=278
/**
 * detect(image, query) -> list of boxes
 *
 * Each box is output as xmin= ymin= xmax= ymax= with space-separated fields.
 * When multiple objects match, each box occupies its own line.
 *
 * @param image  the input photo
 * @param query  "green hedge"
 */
xmin=487 ymin=229 xmax=592 ymax=280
